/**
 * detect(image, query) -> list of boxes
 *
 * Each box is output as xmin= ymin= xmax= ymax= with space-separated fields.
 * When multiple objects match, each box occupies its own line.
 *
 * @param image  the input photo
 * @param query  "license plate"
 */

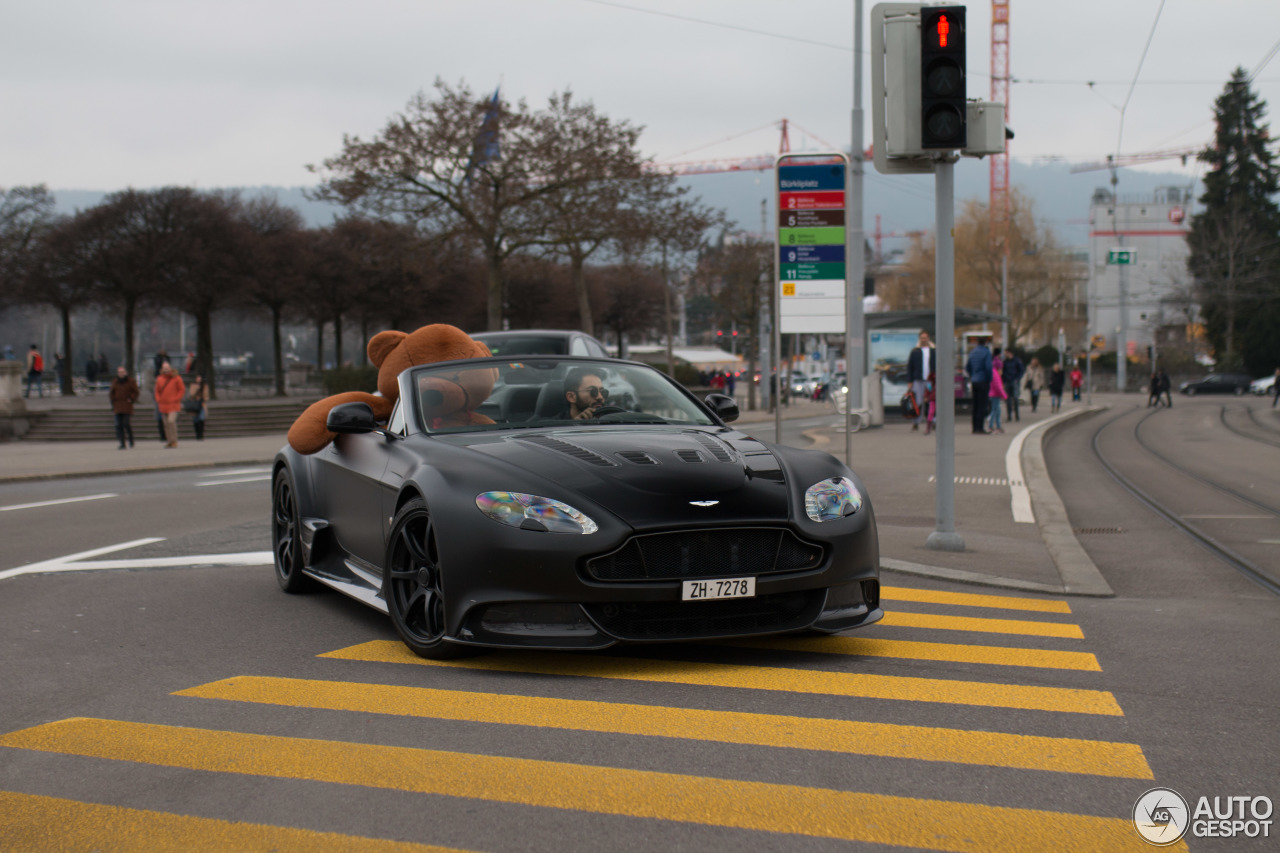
xmin=681 ymin=577 xmax=756 ymax=601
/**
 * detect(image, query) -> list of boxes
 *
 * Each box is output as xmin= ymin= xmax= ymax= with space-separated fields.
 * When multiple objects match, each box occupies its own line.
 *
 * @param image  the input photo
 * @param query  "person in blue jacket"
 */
xmin=964 ymin=335 xmax=993 ymax=434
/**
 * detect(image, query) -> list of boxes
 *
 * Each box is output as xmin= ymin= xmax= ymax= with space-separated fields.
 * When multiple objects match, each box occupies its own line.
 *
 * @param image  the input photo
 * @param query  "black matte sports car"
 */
xmin=271 ymin=356 xmax=881 ymax=658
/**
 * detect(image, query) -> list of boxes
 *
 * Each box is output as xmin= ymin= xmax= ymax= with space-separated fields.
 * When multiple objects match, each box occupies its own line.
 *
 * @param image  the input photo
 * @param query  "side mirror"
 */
xmin=327 ymin=402 xmax=378 ymax=434
xmin=704 ymin=393 xmax=739 ymax=423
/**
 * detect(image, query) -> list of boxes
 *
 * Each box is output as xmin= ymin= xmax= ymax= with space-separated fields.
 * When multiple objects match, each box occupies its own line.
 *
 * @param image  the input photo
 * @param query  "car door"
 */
xmin=317 ymin=428 xmax=393 ymax=567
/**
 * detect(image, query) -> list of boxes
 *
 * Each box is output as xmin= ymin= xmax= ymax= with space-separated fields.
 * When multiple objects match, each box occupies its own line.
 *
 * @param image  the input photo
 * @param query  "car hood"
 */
xmin=441 ymin=426 xmax=792 ymax=528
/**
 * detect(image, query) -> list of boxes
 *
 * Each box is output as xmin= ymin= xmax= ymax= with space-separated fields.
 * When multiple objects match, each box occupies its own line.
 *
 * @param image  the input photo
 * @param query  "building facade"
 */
xmin=1088 ymin=186 xmax=1196 ymax=355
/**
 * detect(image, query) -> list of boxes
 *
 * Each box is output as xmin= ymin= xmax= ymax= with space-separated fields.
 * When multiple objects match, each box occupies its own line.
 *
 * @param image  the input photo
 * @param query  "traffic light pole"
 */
xmin=926 ymin=156 xmax=964 ymax=552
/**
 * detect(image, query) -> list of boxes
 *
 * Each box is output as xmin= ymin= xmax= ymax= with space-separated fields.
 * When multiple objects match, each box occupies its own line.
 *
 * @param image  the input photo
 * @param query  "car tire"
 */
xmin=1186 ymin=387 xmax=1196 ymax=396
xmin=273 ymin=468 xmax=315 ymax=593
xmin=383 ymin=498 xmax=472 ymax=660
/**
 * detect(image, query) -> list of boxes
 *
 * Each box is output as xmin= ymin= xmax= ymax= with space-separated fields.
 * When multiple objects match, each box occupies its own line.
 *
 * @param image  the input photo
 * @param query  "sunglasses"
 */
xmin=577 ymin=386 xmax=609 ymax=399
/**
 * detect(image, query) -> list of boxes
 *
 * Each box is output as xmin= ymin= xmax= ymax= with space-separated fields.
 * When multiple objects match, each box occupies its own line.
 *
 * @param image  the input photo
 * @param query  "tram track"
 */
xmin=1218 ymin=402 xmax=1280 ymax=450
xmin=1090 ymin=407 xmax=1280 ymax=596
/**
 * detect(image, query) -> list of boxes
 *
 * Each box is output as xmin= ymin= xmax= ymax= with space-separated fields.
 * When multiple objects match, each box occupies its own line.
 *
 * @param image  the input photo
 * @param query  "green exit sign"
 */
xmin=1107 ymin=248 xmax=1137 ymax=265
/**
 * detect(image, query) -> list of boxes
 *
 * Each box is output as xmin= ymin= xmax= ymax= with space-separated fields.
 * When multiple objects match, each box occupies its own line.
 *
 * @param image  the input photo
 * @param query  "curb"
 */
xmin=0 ymin=458 xmax=279 ymax=485
xmin=1023 ymin=406 xmax=1115 ymax=597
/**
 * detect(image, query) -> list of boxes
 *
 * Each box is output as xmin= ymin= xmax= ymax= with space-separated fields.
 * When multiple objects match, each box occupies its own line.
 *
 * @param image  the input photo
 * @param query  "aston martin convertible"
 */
xmin=271 ymin=356 xmax=881 ymax=658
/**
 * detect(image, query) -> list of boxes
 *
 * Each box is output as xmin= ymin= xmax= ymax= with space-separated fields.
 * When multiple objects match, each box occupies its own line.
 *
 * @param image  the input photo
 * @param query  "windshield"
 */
xmin=411 ymin=358 xmax=718 ymax=434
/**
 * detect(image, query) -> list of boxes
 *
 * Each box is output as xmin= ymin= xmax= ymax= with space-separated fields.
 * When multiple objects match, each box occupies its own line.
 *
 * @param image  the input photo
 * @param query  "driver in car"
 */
xmin=563 ymin=367 xmax=609 ymax=420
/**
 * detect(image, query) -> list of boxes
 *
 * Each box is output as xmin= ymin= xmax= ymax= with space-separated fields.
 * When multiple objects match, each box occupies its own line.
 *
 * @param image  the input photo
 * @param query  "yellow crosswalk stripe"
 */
xmin=178 ymin=676 xmax=1151 ymax=778
xmin=880 ymin=611 xmax=1085 ymax=638
xmin=882 ymin=586 xmax=1073 ymax=613
xmin=0 ymin=789 xmax=474 ymax=853
xmin=727 ymin=635 xmax=1102 ymax=670
xmin=320 ymin=641 xmax=1123 ymax=715
xmin=0 ymin=719 xmax=1172 ymax=852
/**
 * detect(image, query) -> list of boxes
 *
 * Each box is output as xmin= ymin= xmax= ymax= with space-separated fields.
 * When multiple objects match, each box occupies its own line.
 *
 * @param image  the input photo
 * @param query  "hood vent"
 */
xmin=674 ymin=449 xmax=706 ymax=463
xmin=692 ymin=433 xmax=734 ymax=462
xmin=617 ymin=450 xmax=659 ymax=465
xmin=516 ymin=435 xmax=616 ymax=467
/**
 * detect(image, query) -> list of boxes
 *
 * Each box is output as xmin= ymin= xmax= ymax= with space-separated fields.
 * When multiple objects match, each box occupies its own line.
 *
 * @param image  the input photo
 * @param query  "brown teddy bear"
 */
xmin=287 ymin=324 xmax=496 ymax=454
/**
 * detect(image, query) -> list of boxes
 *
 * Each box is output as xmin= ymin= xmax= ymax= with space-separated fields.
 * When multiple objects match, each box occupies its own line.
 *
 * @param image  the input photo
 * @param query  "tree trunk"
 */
xmin=333 ymin=313 xmax=344 ymax=368
xmin=272 ymin=305 xmax=286 ymax=397
xmin=196 ymin=309 xmax=216 ymax=400
xmin=359 ymin=317 xmax=369 ymax=365
xmin=60 ymin=307 xmax=75 ymax=396
xmin=123 ymin=297 xmax=137 ymax=378
xmin=571 ymin=253 xmax=593 ymax=337
xmin=315 ymin=319 xmax=325 ymax=369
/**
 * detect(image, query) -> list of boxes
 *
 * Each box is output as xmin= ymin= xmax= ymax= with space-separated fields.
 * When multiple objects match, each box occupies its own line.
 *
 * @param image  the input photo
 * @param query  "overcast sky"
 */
xmin=3 ymin=0 xmax=1278 ymax=191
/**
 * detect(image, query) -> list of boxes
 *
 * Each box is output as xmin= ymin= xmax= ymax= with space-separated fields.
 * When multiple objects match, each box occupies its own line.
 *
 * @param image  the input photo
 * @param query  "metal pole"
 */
xmin=927 ymin=158 xmax=964 ymax=552
xmin=1118 ymin=238 xmax=1128 ymax=393
xmin=1000 ymin=253 xmax=1008 ymax=347
xmin=847 ymin=0 xmax=866 ymax=454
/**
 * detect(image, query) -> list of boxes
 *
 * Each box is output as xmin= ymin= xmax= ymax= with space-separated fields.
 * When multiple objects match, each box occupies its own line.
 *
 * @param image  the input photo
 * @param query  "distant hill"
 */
xmin=50 ymin=160 xmax=1201 ymax=250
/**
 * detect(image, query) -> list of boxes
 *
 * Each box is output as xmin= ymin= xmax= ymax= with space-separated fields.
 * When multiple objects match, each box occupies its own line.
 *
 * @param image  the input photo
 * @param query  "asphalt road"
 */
xmin=1 ymin=401 xmax=1276 ymax=851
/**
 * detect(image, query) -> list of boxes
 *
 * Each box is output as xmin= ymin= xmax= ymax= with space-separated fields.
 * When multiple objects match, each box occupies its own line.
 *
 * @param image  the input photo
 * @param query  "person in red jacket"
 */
xmin=154 ymin=361 xmax=186 ymax=448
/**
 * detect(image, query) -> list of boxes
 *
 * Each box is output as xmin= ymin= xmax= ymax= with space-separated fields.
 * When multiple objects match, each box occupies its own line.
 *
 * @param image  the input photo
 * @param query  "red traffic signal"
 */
xmin=920 ymin=6 xmax=967 ymax=150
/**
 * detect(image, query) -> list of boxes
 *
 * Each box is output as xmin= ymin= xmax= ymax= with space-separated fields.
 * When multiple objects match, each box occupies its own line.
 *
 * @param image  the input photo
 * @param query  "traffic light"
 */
xmin=920 ymin=6 xmax=966 ymax=149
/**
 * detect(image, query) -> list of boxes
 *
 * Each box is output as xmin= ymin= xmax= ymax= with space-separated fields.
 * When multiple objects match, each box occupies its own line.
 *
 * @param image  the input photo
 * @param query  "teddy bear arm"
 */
xmin=287 ymin=392 xmax=393 ymax=455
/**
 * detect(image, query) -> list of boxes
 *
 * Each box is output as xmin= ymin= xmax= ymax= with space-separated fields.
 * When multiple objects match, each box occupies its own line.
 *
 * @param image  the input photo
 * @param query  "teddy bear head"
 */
xmin=367 ymin=323 xmax=495 ymax=404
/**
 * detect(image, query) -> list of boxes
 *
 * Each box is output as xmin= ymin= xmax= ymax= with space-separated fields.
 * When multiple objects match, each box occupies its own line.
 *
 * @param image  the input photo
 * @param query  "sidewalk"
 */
xmin=0 ymin=393 xmax=1119 ymax=598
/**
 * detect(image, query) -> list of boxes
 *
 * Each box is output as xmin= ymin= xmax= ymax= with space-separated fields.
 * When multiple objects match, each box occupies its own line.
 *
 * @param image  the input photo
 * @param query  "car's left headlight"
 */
xmin=804 ymin=477 xmax=862 ymax=522
xmin=476 ymin=491 xmax=599 ymax=534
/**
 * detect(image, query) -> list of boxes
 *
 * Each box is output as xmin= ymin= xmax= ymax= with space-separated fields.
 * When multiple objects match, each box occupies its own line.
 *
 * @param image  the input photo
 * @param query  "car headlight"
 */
xmin=475 ymin=491 xmax=599 ymax=534
xmin=804 ymin=477 xmax=862 ymax=522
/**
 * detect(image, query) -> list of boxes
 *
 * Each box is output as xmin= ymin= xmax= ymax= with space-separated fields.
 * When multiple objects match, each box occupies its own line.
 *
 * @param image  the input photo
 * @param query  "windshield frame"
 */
xmin=401 ymin=356 xmax=723 ymax=436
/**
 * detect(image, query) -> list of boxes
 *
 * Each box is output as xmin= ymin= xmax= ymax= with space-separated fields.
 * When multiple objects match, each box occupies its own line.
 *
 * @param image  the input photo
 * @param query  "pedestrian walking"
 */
xmin=1026 ymin=358 xmax=1045 ymax=412
xmin=185 ymin=374 xmax=209 ymax=440
xmin=1070 ymin=364 xmax=1083 ymax=401
xmin=906 ymin=331 xmax=934 ymax=432
xmin=988 ymin=351 xmax=1007 ymax=433
xmin=964 ymin=335 xmax=993 ymax=434
xmin=1148 ymin=372 xmax=1163 ymax=407
xmin=1002 ymin=349 xmax=1024 ymax=422
xmin=1159 ymin=368 xmax=1173 ymax=408
xmin=1049 ymin=363 xmax=1065 ymax=413
xmin=23 ymin=344 xmax=44 ymax=398
xmin=1272 ymin=367 xmax=1280 ymax=407
xmin=85 ymin=356 xmax=99 ymax=390
xmin=109 ymin=366 xmax=140 ymax=449
xmin=154 ymin=361 xmax=186 ymax=448
xmin=725 ymin=370 xmax=736 ymax=397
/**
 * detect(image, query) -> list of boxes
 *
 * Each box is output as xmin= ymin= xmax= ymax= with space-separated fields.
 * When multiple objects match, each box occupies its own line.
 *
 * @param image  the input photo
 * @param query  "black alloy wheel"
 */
xmin=384 ymin=498 xmax=470 ymax=659
xmin=272 ymin=469 xmax=314 ymax=592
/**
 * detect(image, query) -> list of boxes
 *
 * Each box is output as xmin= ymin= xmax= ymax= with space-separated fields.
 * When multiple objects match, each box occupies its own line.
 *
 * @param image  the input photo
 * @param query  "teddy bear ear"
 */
xmin=367 ymin=331 xmax=407 ymax=368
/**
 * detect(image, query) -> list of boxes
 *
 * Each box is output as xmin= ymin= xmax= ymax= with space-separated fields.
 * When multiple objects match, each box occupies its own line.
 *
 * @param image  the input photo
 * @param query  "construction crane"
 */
xmin=653 ymin=119 xmax=853 ymax=176
xmin=990 ymin=0 xmax=1011 ymax=249
xmin=1068 ymin=146 xmax=1202 ymax=174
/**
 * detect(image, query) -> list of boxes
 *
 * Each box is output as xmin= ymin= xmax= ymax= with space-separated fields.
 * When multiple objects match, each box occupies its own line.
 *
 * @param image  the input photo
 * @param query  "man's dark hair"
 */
xmin=564 ymin=366 xmax=605 ymax=397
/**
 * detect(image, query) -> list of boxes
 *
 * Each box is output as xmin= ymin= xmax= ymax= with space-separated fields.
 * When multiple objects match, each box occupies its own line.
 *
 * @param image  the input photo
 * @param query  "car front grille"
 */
xmin=583 ymin=590 xmax=824 ymax=641
xmin=585 ymin=528 xmax=825 ymax=581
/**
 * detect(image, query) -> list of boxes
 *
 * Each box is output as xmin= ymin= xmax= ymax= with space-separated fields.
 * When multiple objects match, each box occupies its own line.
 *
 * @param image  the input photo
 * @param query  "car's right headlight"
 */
xmin=475 ymin=491 xmax=598 ymax=534
xmin=804 ymin=477 xmax=862 ymax=522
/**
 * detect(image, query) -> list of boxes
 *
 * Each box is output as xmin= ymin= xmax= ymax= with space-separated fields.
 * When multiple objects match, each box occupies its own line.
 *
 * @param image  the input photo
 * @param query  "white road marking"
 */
xmin=0 ymin=493 xmax=117 ymax=512
xmin=202 ymin=467 xmax=271 ymax=477
xmin=1006 ymin=410 xmax=1087 ymax=525
xmin=196 ymin=475 xmax=272 ymax=487
xmin=0 ymin=538 xmax=272 ymax=581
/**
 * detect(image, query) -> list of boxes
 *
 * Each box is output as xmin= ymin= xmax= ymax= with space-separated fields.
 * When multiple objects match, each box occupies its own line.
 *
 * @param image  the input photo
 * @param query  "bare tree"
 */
xmin=240 ymin=197 xmax=307 ymax=395
xmin=311 ymin=80 xmax=659 ymax=331
xmin=0 ymin=185 xmax=55 ymax=307
xmin=694 ymin=234 xmax=771 ymax=410
xmin=19 ymin=215 xmax=99 ymax=395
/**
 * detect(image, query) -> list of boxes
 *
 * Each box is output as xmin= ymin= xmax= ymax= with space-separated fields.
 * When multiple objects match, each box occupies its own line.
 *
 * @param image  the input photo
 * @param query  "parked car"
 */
xmin=1250 ymin=374 xmax=1276 ymax=396
xmin=1179 ymin=373 xmax=1252 ymax=396
xmin=470 ymin=329 xmax=609 ymax=358
xmin=271 ymin=355 xmax=882 ymax=659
